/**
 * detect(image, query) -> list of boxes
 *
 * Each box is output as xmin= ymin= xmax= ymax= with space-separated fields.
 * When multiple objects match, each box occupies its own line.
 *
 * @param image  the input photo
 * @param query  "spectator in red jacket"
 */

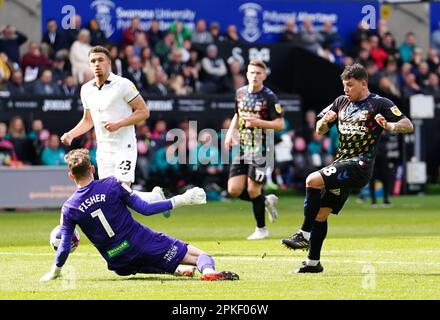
xmin=369 ymin=34 xmax=388 ymax=70
xmin=122 ymin=17 xmax=147 ymax=48
xmin=21 ymin=41 xmax=52 ymax=83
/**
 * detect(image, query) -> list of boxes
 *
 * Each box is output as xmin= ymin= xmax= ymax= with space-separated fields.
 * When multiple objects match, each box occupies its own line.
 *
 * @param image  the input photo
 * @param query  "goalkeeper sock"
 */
xmin=300 ymin=187 xmax=322 ymax=232
xmin=308 ymin=220 xmax=328 ymax=261
xmin=238 ymin=189 xmax=252 ymax=202
xmin=252 ymin=194 xmax=266 ymax=228
xmin=196 ymin=254 xmax=216 ymax=274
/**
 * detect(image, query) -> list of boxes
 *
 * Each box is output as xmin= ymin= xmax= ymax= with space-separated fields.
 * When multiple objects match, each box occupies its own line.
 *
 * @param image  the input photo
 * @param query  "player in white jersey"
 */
xmin=60 ymin=46 xmax=163 ymax=203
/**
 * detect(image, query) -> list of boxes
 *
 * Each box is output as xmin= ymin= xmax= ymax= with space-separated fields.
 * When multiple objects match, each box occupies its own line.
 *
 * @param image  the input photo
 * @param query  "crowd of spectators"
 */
xmin=1 ymin=15 xmax=440 ymax=193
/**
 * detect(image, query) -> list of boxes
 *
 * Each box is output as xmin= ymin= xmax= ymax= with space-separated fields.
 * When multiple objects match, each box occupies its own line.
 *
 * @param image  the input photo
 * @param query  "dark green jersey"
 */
xmin=318 ymin=93 xmax=406 ymax=161
xmin=235 ymin=85 xmax=283 ymax=155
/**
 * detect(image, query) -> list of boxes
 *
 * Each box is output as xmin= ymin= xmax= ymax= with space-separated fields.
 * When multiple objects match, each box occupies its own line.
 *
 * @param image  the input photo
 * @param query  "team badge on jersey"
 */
xmin=275 ymin=103 xmax=283 ymax=114
xmin=131 ymin=84 xmax=137 ymax=93
xmin=390 ymin=106 xmax=402 ymax=116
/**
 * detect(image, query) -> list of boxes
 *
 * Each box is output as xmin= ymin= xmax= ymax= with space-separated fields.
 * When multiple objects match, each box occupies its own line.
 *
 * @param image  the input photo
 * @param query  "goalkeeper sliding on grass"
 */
xmin=40 ymin=148 xmax=239 ymax=282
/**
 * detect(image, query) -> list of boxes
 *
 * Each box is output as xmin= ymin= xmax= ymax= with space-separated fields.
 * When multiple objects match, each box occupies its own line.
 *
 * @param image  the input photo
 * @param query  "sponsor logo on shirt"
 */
xmin=107 ymin=240 xmax=130 ymax=258
xmin=339 ymin=123 xmax=367 ymax=135
xmin=163 ymin=245 xmax=178 ymax=262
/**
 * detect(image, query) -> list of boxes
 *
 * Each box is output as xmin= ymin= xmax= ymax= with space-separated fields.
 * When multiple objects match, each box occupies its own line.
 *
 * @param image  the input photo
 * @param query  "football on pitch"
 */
xmin=49 ymin=225 xmax=80 ymax=253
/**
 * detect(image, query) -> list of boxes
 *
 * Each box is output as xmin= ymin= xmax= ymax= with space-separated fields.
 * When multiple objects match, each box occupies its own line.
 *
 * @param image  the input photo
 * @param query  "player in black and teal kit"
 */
xmin=225 ymin=60 xmax=284 ymax=240
xmin=282 ymin=63 xmax=414 ymax=273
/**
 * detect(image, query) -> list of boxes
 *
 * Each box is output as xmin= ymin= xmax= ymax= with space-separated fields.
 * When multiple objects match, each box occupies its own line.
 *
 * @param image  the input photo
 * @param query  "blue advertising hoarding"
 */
xmin=42 ymin=0 xmax=379 ymax=45
xmin=431 ymin=1 xmax=440 ymax=33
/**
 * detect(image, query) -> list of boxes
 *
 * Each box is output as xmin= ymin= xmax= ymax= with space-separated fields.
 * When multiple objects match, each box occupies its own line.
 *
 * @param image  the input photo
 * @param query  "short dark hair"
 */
xmin=65 ymin=148 xmax=91 ymax=180
xmin=340 ymin=63 xmax=368 ymax=81
xmin=88 ymin=45 xmax=112 ymax=60
xmin=248 ymin=60 xmax=267 ymax=71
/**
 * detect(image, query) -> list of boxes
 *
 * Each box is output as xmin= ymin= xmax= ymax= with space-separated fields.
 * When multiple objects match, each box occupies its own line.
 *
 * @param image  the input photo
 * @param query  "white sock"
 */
xmin=202 ymin=267 xmax=216 ymax=275
xmin=300 ymin=229 xmax=311 ymax=241
xmin=133 ymin=190 xmax=162 ymax=202
xmin=306 ymin=259 xmax=319 ymax=266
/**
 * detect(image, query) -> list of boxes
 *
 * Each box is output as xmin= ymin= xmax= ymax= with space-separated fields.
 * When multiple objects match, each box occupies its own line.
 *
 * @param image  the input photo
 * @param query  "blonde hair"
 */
xmin=248 ymin=60 xmax=267 ymax=71
xmin=64 ymin=148 xmax=91 ymax=179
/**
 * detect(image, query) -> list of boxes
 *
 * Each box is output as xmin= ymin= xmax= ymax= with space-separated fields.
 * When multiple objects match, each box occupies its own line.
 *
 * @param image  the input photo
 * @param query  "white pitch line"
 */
xmin=1 ymin=252 xmax=440 ymax=266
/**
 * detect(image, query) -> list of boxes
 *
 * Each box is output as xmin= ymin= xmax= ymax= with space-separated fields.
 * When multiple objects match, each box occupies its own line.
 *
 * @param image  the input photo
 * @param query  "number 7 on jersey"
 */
xmin=91 ymin=208 xmax=115 ymax=237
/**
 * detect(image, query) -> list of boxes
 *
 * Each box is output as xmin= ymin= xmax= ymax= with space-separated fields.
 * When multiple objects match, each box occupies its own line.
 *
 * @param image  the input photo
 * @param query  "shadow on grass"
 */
xmin=90 ymin=275 xmax=196 ymax=282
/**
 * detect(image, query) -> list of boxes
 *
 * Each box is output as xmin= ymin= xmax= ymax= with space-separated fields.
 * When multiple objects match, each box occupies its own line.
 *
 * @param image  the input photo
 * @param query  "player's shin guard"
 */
xmin=196 ymin=254 xmax=215 ymax=274
xmin=252 ymin=194 xmax=266 ymax=228
xmin=301 ymin=188 xmax=322 ymax=232
xmin=308 ymin=220 xmax=328 ymax=261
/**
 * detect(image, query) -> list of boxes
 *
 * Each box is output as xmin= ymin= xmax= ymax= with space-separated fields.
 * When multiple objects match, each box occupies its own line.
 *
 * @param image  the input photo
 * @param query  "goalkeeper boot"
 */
xmin=282 ymin=231 xmax=310 ymax=251
xmin=201 ymin=271 xmax=240 ymax=281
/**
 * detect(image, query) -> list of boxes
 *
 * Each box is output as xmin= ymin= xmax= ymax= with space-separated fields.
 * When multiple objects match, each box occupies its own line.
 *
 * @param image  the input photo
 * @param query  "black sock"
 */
xmin=252 ymin=194 xmax=266 ymax=228
xmin=238 ymin=190 xmax=252 ymax=202
xmin=300 ymin=187 xmax=322 ymax=232
xmin=308 ymin=220 xmax=328 ymax=261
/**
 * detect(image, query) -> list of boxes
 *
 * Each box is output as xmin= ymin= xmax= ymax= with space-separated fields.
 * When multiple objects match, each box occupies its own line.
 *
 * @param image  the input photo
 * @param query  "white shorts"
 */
xmin=96 ymin=148 xmax=137 ymax=183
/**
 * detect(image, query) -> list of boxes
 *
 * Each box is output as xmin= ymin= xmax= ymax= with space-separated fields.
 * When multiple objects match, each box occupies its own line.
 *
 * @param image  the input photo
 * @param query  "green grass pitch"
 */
xmin=0 ymin=195 xmax=439 ymax=300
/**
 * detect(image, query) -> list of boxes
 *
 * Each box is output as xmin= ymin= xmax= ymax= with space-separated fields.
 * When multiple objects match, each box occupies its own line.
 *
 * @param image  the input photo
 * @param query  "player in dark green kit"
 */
xmin=282 ymin=63 xmax=414 ymax=273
